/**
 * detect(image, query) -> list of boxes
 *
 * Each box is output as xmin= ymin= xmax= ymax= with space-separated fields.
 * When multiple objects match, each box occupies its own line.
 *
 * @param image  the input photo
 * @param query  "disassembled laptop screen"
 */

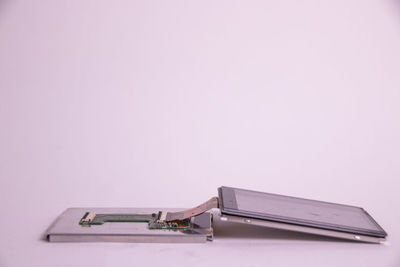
xmin=218 ymin=186 xmax=386 ymax=237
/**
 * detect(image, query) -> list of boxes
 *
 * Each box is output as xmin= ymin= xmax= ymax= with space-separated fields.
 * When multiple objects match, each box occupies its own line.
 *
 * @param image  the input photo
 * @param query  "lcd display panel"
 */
xmin=218 ymin=186 xmax=387 ymax=237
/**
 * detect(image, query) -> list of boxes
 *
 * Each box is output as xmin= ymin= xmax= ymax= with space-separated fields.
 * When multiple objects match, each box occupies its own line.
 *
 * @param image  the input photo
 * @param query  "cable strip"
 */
xmin=164 ymin=197 xmax=219 ymax=222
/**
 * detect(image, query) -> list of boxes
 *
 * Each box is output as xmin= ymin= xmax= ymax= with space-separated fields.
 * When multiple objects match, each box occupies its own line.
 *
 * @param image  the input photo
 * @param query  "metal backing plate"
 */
xmin=218 ymin=213 xmax=385 ymax=243
xmin=47 ymin=208 xmax=213 ymax=243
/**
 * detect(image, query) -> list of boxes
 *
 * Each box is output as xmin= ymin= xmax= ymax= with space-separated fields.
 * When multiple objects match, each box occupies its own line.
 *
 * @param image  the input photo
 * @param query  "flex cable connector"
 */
xmin=81 ymin=212 xmax=96 ymax=223
xmin=156 ymin=211 xmax=168 ymax=223
xmin=161 ymin=197 xmax=219 ymax=222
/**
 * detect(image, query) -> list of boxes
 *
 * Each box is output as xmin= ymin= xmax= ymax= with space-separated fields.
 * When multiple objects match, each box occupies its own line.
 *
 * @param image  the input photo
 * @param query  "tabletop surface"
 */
xmin=1 ymin=0 xmax=399 ymax=266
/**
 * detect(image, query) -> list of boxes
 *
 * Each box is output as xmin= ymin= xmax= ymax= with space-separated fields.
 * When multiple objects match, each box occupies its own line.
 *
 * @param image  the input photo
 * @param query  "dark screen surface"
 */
xmin=218 ymin=186 xmax=387 ymax=237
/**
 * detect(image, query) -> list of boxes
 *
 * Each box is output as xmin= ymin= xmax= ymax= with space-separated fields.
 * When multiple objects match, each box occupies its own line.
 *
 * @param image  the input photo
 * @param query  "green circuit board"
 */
xmin=79 ymin=212 xmax=191 ymax=230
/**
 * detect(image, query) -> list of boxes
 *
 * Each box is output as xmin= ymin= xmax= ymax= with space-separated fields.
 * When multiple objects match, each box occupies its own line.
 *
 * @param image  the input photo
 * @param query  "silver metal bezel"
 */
xmin=218 ymin=213 xmax=385 ymax=244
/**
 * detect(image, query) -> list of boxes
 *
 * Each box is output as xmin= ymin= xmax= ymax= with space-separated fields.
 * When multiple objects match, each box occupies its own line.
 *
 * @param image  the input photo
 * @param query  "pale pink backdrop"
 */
xmin=0 ymin=0 xmax=399 ymax=266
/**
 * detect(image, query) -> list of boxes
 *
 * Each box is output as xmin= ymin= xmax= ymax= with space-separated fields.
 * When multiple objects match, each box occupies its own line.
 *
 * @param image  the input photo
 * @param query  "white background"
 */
xmin=0 ymin=0 xmax=399 ymax=266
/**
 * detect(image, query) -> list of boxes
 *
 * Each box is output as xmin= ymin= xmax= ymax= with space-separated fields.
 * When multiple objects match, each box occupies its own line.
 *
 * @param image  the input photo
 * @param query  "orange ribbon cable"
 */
xmin=163 ymin=197 xmax=219 ymax=222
